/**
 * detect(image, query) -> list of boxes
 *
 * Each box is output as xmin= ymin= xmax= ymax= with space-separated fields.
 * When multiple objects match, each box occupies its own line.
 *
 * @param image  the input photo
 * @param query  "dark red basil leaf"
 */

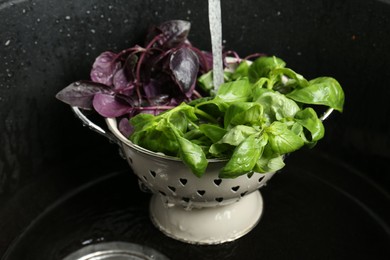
xmin=118 ymin=117 xmax=134 ymax=138
xmin=90 ymin=51 xmax=120 ymax=86
xmin=169 ymin=97 xmax=183 ymax=107
xmin=157 ymin=20 xmax=191 ymax=49
xmin=169 ymin=47 xmax=199 ymax=97
xmin=198 ymin=50 xmax=213 ymax=73
xmin=143 ymin=78 xmax=162 ymax=98
xmin=92 ymin=93 xmax=132 ymax=117
xmin=115 ymin=93 xmax=141 ymax=107
xmin=55 ymin=81 xmax=112 ymax=110
xmin=113 ymin=68 xmax=130 ymax=90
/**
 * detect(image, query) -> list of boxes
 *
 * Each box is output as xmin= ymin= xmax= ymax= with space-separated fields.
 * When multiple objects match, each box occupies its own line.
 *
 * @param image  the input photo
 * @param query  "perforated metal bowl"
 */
xmin=106 ymin=117 xmax=275 ymax=209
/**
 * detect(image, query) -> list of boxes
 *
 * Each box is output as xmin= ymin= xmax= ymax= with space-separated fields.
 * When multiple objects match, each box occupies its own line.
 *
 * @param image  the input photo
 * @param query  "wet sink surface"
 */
xmin=2 ymin=150 xmax=390 ymax=260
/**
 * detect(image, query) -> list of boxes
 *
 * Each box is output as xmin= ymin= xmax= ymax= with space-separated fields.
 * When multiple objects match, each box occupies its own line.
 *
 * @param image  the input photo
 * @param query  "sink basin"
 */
xmin=1 ymin=0 xmax=390 ymax=259
xmin=2 ymin=150 xmax=390 ymax=259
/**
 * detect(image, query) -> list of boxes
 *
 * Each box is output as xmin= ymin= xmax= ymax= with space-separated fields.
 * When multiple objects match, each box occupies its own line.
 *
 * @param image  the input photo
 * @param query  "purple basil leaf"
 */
xmin=169 ymin=47 xmax=199 ymax=97
xmin=157 ymin=20 xmax=191 ymax=49
xmin=143 ymin=78 xmax=163 ymax=98
xmin=113 ymin=68 xmax=130 ymax=90
xmin=199 ymin=50 xmax=213 ymax=73
xmin=55 ymin=81 xmax=112 ymax=109
xmin=118 ymin=117 xmax=134 ymax=138
xmin=168 ymin=97 xmax=182 ymax=107
xmin=115 ymin=93 xmax=142 ymax=107
xmin=90 ymin=51 xmax=120 ymax=86
xmin=92 ymin=93 xmax=132 ymax=117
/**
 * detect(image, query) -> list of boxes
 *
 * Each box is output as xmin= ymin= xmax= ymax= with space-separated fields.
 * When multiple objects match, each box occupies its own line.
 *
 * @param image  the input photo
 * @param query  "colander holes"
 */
xmin=179 ymin=178 xmax=188 ymax=186
xmin=231 ymin=186 xmax=240 ymax=192
xmin=182 ymin=197 xmax=190 ymax=203
xmin=240 ymin=191 xmax=248 ymax=197
xmin=247 ymin=172 xmax=254 ymax=179
xmin=159 ymin=191 xmax=166 ymax=196
xmin=142 ymin=175 xmax=148 ymax=181
xmin=149 ymin=170 xmax=157 ymax=178
xmin=213 ymin=179 xmax=222 ymax=186
xmin=168 ymin=186 xmax=176 ymax=193
xmin=215 ymin=197 xmax=224 ymax=202
xmin=258 ymin=176 xmax=265 ymax=182
xmin=197 ymin=190 xmax=206 ymax=196
xmin=128 ymin=157 xmax=133 ymax=164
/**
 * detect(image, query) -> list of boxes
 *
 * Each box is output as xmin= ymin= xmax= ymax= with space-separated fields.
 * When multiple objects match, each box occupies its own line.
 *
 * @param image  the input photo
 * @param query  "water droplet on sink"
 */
xmin=4 ymin=40 xmax=10 ymax=46
xmin=65 ymin=15 xmax=71 ymax=20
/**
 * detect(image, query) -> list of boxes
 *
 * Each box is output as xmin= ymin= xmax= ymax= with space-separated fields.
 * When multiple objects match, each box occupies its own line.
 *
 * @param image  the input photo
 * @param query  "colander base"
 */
xmin=149 ymin=190 xmax=263 ymax=245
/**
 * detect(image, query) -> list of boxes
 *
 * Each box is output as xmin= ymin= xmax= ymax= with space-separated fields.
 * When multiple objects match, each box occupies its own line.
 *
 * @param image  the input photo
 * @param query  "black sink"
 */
xmin=2 ymin=150 xmax=390 ymax=259
xmin=1 ymin=0 xmax=390 ymax=259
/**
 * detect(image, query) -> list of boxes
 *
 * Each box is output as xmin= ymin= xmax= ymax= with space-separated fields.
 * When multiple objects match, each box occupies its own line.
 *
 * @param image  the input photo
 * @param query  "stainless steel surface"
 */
xmin=63 ymin=242 xmax=169 ymax=260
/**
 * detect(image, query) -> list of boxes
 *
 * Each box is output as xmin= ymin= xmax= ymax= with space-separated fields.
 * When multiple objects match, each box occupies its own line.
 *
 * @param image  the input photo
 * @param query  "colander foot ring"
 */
xmin=149 ymin=190 xmax=263 ymax=245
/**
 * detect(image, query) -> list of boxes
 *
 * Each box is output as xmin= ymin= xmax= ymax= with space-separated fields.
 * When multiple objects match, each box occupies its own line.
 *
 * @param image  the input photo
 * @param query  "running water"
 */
xmin=208 ymin=0 xmax=224 ymax=91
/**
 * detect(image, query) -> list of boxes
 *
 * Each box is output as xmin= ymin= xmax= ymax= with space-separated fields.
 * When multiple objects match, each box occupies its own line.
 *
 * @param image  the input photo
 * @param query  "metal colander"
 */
xmin=106 ymin=116 xmax=275 ymax=209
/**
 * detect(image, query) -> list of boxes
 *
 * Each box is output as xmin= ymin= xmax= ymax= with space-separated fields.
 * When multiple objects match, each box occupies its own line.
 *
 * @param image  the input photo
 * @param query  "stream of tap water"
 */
xmin=208 ymin=0 xmax=224 ymax=91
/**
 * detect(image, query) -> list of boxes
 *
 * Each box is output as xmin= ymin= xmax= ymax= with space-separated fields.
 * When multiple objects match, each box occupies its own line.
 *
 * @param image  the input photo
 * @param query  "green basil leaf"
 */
xmin=197 ymin=70 xmax=214 ymax=94
xmin=209 ymin=142 xmax=233 ymax=157
xmin=198 ymin=124 xmax=227 ymax=143
xmin=286 ymin=77 xmax=345 ymax=112
xmin=196 ymin=98 xmax=228 ymax=114
xmin=266 ymin=121 xmax=304 ymax=154
xmin=294 ymin=107 xmax=325 ymax=142
xmin=168 ymin=111 xmax=188 ymax=134
xmin=220 ymin=134 xmax=268 ymax=178
xmin=252 ymin=84 xmax=272 ymax=101
xmin=255 ymin=90 xmax=300 ymax=122
xmin=254 ymin=148 xmax=285 ymax=173
xmin=184 ymin=129 xmax=204 ymax=140
xmin=135 ymin=122 xmax=179 ymax=156
xmin=176 ymin=135 xmax=208 ymax=177
xmin=218 ymin=125 xmax=258 ymax=146
xmin=215 ymin=78 xmax=252 ymax=104
xmin=271 ymin=67 xmax=309 ymax=89
xmin=224 ymin=102 xmax=264 ymax=128
xmin=248 ymin=56 xmax=286 ymax=83
xmin=231 ymin=60 xmax=250 ymax=80
xmin=129 ymin=113 xmax=155 ymax=131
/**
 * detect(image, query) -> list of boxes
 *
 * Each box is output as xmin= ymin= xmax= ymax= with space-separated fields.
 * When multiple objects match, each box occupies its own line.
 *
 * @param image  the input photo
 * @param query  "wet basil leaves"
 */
xmin=56 ymin=20 xmax=344 ymax=178
xmin=129 ymin=55 xmax=344 ymax=178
